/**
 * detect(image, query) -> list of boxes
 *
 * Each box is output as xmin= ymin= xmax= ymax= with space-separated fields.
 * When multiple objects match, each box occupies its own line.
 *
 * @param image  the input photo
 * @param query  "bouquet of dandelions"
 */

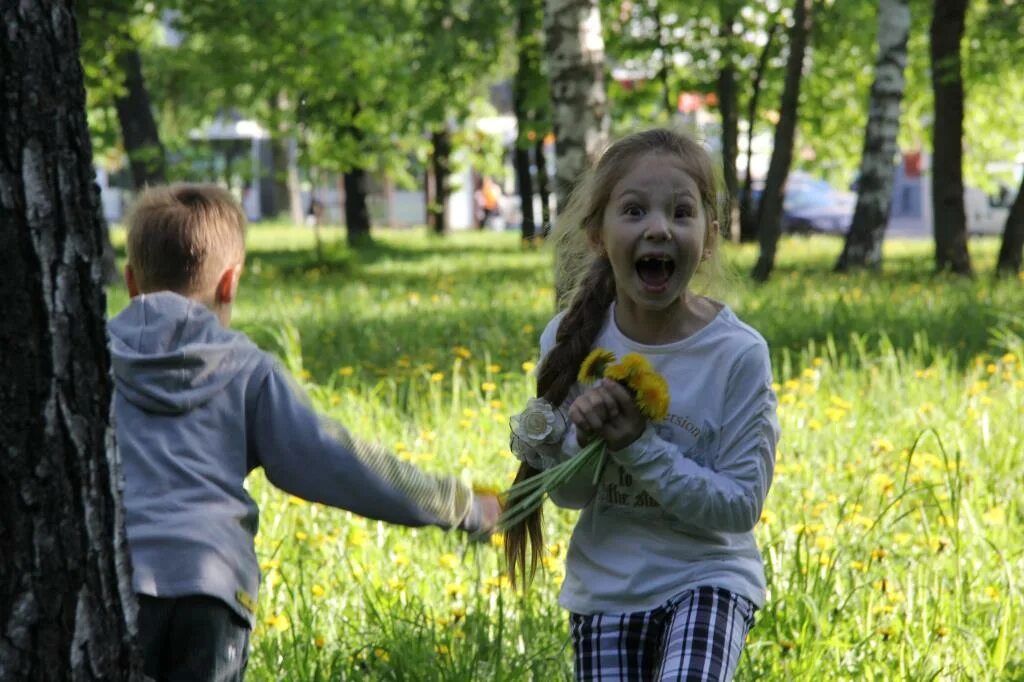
xmin=498 ymin=349 xmax=670 ymax=530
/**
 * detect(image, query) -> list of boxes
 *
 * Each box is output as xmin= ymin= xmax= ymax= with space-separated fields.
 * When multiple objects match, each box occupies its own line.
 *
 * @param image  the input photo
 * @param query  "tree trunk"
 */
xmin=739 ymin=20 xmax=780 ymax=243
xmin=344 ymin=168 xmax=372 ymax=247
xmin=514 ymin=145 xmax=536 ymax=242
xmin=0 ymin=3 xmax=140 ymax=679
xmin=114 ymin=46 xmax=165 ymax=190
xmin=752 ymin=0 xmax=813 ymax=282
xmin=717 ymin=3 xmax=740 ymax=240
xmin=536 ymin=138 xmax=553 ymax=235
xmin=653 ymin=2 xmax=674 ymax=117
xmin=543 ymin=0 xmax=610 ymax=210
xmin=995 ymin=173 xmax=1024 ymax=276
xmin=286 ymin=137 xmax=304 ymax=227
xmin=930 ymin=0 xmax=971 ymax=275
xmin=428 ymin=126 xmax=452 ymax=235
xmin=515 ymin=0 xmax=541 ymax=243
xmin=836 ymin=0 xmax=911 ymax=272
xmin=269 ymin=137 xmax=291 ymax=219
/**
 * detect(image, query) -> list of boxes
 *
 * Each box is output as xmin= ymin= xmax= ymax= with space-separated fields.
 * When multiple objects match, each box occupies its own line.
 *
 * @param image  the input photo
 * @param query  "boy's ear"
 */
xmin=215 ymin=264 xmax=243 ymax=305
xmin=125 ymin=265 xmax=140 ymax=297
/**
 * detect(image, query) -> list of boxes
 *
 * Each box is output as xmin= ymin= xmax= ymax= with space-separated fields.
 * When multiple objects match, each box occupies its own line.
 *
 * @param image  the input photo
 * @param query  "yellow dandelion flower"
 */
xmin=578 ymin=348 xmax=617 ymax=383
xmin=311 ymin=584 xmax=326 ymax=597
xmin=630 ymin=371 xmax=670 ymax=421
xmin=439 ymin=553 xmax=458 ymax=569
xmin=522 ymin=361 xmax=537 ymax=373
xmin=435 ymin=644 xmax=450 ymax=656
xmin=487 ymin=363 xmax=501 ymax=374
xmin=374 ymin=648 xmax=390 ymax=662
xmin=481 ymin=382 xmax=497 ymax=392
xmin=338 ymin=366 xmax=354 ymax=377
xmin=616 ymin=353 xmax=654 ymax=379
xmin=264 ymin=613 xmax=290 ymax=632
xmin=314 ymin=636 xmax=326 ymax=649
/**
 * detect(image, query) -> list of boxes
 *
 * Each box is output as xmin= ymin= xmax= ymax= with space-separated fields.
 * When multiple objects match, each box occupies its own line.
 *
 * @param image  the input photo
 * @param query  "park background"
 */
xmin=3 ymin=0 xmax=1024 ymax=680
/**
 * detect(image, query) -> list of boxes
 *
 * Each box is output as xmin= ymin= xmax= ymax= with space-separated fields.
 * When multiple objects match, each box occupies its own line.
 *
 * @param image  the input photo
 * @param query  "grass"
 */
xmin=107 ymin=226 xmax=1024 ymax=680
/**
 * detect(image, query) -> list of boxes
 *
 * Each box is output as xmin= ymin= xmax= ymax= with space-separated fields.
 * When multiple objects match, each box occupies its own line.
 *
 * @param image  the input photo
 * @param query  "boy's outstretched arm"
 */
xmin=249 ymin=366 xmax=497 ymax=535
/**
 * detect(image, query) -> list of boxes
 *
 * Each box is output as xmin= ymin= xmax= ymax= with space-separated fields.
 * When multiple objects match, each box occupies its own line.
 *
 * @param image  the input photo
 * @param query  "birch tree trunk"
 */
xmin=544 ymin=0 xmax=609 ymax=209
xmin=0 ymin=2 xmax=140 ymax=679
xmin=752 ymin=0 xmax=813 ymax=282
xmin=930 ymin=0 xmax=972 ymax=275
xmin=836 ymin=0 xmax=911 ymax=272
xmin=545 ymin=0 xmax=610 ymax=301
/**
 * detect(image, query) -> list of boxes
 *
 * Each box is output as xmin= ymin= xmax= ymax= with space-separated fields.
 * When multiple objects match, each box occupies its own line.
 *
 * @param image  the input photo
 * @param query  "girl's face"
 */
xmin=598 ymin=152 xmax=711 ymax=318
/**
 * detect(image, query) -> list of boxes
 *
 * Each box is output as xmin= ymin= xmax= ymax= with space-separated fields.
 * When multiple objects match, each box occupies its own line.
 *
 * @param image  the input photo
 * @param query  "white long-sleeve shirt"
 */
xmin=537 ymin=302 xmax=779 ymax=614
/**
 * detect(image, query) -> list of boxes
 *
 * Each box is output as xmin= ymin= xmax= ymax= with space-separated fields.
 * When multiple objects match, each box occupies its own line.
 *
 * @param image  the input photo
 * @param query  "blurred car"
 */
xmin=750 ymin=172 xmax=856 ymax=235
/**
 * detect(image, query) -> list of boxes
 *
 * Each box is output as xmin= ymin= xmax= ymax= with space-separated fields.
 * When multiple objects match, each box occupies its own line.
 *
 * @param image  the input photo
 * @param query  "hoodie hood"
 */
xmin=109 ymin=292 xmax=254 ymax=414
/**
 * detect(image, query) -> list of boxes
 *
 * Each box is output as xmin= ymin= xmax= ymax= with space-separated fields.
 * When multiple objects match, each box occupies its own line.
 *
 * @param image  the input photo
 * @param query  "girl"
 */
xmin=506 ymin=129 xmax=779 ymax=681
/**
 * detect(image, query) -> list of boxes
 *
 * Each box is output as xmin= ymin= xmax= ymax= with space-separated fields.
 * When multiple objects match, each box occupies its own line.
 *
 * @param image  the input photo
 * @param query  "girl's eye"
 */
xmin=675 ymin=205 xmax=695 ymax=219
xmin=624 ymin=204 xmax=645 ymax=217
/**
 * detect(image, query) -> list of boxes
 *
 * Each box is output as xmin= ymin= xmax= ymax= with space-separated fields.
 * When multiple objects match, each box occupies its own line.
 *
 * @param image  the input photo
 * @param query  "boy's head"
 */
xmin=125 ymin=183 xmax=247 ymax=325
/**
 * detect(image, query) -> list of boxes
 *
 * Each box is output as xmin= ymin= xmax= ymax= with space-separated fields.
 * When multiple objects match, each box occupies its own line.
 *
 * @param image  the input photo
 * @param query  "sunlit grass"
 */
xmin=107 ymin=226 xmax=1024 ymax=680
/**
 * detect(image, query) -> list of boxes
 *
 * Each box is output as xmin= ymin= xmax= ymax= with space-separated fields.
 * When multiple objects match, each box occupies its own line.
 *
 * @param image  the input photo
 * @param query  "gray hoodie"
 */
xmin=110 ymin=292 xmax=479 ymax=625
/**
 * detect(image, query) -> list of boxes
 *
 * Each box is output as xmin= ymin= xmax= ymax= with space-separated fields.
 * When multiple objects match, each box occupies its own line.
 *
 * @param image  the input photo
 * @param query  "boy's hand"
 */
xmin=569 ymin=380 xmax=646 ymax=451
xmin=473 ymin=493 xmax=502 ymax=534
xmin=460 ymin=492 xmax=502 ymax=538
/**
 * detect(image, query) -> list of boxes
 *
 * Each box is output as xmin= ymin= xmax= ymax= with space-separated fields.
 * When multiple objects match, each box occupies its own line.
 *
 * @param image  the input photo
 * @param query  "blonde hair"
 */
xmin=506 ymin=128 xmax=724 ymax=586
xmin=125 ymin=183 xmax=246 ymax=296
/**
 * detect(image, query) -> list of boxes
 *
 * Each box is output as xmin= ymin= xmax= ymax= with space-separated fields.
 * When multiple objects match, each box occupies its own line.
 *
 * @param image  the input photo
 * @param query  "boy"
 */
xmin=109 ymin=184 xmax=500 ymax=681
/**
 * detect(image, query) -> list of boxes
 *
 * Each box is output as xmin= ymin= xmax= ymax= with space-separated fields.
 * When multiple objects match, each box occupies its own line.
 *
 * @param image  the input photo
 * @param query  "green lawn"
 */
xmin=108 ymin=227 xmax=1024 ymax=680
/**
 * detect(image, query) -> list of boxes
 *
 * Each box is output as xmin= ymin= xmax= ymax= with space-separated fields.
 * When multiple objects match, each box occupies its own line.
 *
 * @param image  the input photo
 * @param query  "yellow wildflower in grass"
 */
xmin=431 ymin=372 xmax=445 ymax=383
xmin=314 ymin=636 xmax=326 ymax=649
xmin=578 ymin=348 xmax=617 ymax=383
xmin=487 ymin=363 xmax=501 ymax=374
xmin=522 ymin=360 xmax=537 ymax=373
xmin=445 ymin=582 xmax=466 ymax=599
xmin=264 ymin=613 xmax=290 ymax=632
xmin=338 ymin=366 xmax=354 ymax=377
xmin=439 ymin=553 xmax=459 ymax=569
xmin=311 ymin=584 xmax=326 ymax=597
xmin=982 ymin=506 xmax=1006 ymax=526
xmin=481 ymin=382 xmax=497 ymax=392
xmin=435 ymin=644 xmax=450 ymax=656
xmin=452 ymin=346 xmax=472 ymax=359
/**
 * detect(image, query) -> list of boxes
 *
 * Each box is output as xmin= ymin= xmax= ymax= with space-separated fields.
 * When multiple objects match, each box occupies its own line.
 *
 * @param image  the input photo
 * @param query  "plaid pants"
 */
xmin=569 ymin=586 xmax=756 ymax=682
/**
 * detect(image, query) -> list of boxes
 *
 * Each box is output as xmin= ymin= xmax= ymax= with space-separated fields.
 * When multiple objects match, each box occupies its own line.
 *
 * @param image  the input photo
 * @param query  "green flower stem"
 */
xmin=499 ymin=439 xmax=607 ymax=531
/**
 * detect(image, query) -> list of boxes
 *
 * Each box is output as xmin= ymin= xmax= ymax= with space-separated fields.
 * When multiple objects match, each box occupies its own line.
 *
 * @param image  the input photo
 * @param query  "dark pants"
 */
xmin=137 ymin=595 xmax=250 ymax=682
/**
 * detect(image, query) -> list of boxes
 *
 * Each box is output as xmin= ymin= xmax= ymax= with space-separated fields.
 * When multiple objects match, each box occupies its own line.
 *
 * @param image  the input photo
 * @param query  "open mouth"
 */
xmin=635 ymin=255 xmax=676 ymax=289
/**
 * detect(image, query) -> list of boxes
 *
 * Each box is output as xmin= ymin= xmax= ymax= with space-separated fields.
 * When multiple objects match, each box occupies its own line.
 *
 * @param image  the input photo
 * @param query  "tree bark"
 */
xmin=0 ymin=2 xmax=140 ymax=679
xmin=515 ymin=0 xmax=542 ymax=242
xmin=717 ymin=2 xmax=740 ymax=240
xmin=752 ymin=0 xmax=813 ymax=282
xmin=738 ymin=20 xmax=780 ymax=243
xmin=543 ymin=0 xmax=610 ymax=209
xmin=836 ymin=0 xmax=911 ymax=272
xmin=344 ymin=168 xmax=372 ymax=247
xmin=653 ymin=1 xmax=674 ymax=117
xmin=995 ymin=173 xmax=1024 ymax=276
xmin=428 ymin=126 xmax=452 ymax=235
xmin=114 ymin=46 xmax=166 ymax=190
xmin=930 ymin=0 xmax=971 ymax=275
xmin=536 ymin=138 xmax=552 ymax=235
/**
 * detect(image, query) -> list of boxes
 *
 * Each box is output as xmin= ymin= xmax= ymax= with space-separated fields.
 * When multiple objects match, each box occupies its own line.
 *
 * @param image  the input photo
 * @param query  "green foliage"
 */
xmin=107 ymin=228 xmax=1024 ymax=680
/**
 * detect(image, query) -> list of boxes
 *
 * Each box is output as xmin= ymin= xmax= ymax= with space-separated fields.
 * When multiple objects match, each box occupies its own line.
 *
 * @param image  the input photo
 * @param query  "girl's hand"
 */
xmin=569 ymin=380 xmax=647 ymax=451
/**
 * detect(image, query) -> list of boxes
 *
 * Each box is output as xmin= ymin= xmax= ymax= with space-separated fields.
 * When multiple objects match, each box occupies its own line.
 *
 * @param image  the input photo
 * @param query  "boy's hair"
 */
xmin=125 ymin=183 xmax=247 ymax=295
xmin=506 ymin=128 xmax=723 ymax=586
